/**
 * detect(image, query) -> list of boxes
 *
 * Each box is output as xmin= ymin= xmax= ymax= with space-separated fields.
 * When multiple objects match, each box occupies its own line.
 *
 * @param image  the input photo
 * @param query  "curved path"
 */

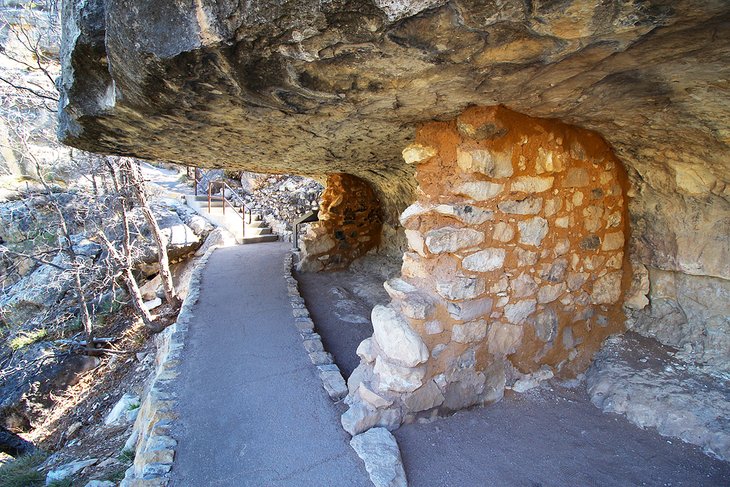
xmin=169 ymin=242 xmax=369 ymax=486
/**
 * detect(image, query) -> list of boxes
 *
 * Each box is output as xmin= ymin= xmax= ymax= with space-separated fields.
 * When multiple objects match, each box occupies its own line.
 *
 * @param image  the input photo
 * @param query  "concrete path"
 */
xmin=169 ymin=242 xmax=369 ymax=486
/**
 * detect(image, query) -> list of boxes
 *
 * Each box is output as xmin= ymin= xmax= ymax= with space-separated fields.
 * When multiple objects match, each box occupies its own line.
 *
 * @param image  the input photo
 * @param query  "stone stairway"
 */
xmin=185 ymin=195 xmax=279 ymax=244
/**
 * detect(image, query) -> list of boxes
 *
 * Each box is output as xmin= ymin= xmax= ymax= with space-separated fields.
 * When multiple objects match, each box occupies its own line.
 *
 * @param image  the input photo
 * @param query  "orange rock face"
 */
xmin=299 ymin=173 xmax=383 ymax=272
xmin=343 ymin=106 xmax=631 ymax=431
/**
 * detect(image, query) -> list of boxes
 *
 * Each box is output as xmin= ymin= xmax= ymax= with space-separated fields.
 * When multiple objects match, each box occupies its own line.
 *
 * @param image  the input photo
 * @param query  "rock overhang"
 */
xmin=58 ymin=1 xmax=730 ymax=224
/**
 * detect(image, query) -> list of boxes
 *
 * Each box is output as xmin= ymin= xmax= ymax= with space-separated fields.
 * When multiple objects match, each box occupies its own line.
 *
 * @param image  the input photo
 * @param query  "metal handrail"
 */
xmin=208 ymin=181 xmax=247 ymax=237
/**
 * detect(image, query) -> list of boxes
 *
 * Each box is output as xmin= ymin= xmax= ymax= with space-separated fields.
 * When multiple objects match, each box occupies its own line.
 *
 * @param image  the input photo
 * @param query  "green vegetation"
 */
xmin=9 ymin=329 xmax=47 ymax=350
xmin=118 ymin=448 xmax=135 ymax=464
xmin=47 ymin=479 xmax=73 ymax=487
xmin=0 ymin=452 xmax=46 ymax=487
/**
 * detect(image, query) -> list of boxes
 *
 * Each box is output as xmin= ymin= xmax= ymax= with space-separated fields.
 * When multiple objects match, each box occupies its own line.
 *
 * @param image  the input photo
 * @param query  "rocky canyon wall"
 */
xmin=341 ymin=106 xmax=629 ymax=434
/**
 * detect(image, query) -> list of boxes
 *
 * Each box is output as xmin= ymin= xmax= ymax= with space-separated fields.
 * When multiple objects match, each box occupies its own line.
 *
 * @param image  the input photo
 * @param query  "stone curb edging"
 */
xmin=284 ymin=253 xmax=409 ymax=487
xmin=119 ymin=244 xmax=222 ymax=487
xmin=283 ymin=252 xmax=348 ymax=401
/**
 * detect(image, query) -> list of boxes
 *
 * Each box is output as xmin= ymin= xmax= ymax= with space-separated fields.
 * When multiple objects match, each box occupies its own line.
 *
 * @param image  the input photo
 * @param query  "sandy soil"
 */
xmin=295 ymin=265 xmax=730 ymax=486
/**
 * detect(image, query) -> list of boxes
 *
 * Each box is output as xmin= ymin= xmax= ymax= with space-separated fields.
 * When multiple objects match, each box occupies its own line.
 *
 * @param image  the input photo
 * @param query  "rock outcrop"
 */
xmin=58 ymin=0 xmax=729 ymax=431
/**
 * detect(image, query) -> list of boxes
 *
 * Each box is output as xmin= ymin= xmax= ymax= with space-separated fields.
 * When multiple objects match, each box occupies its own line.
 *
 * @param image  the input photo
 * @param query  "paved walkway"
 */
xmin=169 ymin=242 xmax=369 ymax=486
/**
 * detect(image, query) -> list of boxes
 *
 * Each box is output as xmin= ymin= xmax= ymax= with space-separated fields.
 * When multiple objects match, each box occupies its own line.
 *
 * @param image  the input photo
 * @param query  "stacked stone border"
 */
xmin=285 ymin=252 xmax=409 ymax=487
xmin=119 ymin=245 xmax=220 ymax=487
xmin=283 ymin=252 xmax=348 ymax=401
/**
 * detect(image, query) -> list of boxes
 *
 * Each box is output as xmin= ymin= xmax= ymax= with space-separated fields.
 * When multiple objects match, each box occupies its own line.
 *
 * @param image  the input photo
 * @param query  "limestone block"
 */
xmin=517 ymin=249 xmax=538 ymax=266
xmin=602 ymin=230 xmax=625 ymax=251
xmin=403 ymin=379 xmax=445 ymax=412
xmin=341 ymin=402 xmax=402 ymax=436
xmin=441 ymin=370 xmax=487 ymax=410
xmin=462 ymin=248 xmax=506 ymax=272
xmin=350 ymin=428 xmax=408 ymax=487
xmin=424 ymin=227 xmax=485 ymax=254
xmin=402 ymin=143 xmax=436 ymax=164
xmin=533 ymin=308 xmax=558 ymax=342
xmin=374 ymin=357 xmax=426 ymax=393
xmin=357 ymin=337 xmax=378 ymax=363
xmin=567 ymin=271 xmax=589 ymax=291
xmin=591 ymin=271 xmax=622 ymax=304
xmin=425 ymin=321 xmax=444 ymax=334
xmin=456 ymin=146 xmax=513 ymax=178
xmin=455 ymin=181 xmax=504 ymax=201
xmin=384 ymin=278 xmax=417 ymax=300
xmin=399 ymin=293 xmax=434 ymax=320
xmin=510 ymin=273 xmax=538 ymax=298
xmin=493 ymin=221 xmax=515 ymax=242
xmin=358 ymin=383 xmax=393 ymax=408
xmin=518 ymin=217 xmax=549 ymax=246
xmin=535 ymin=148 xmax=564 ymax=173
xmin=487 ymin=322 xmax=523 ymax=355
xmin=504 ymin=299 xmax=537 ymax=324
xmin=371 ymin=305 xmax=429 ymax=367
xmin=436 ymin=276 xmax=486 ymax=300
xmin=563 ymin=168 xmax=590 ymax=187
xmin=405 ymin=229 xmax=426 ymax=256
xmin=498 ymin=197 xmax=543 ymax=215
xmin=544 ymin=197 xmax=563 ymax=217
xmin=583 ymin=205 xmax=604 ymax=232
xmin=538 ymin=283 xmax=566 ymax=303
xmin=452 ymin=319 xmax=488 ymax=343
xmin=401 ymin=252 xmax=429 ymax=279
xmin=447 ymin=297 xmax=493 ymax=321
xmin=624 ymin=261 xmax=649 ymax=310
xmin=555 ymin=216 xmax=570 ymax=228
xmin=434 ymin=204 xmax=494 ymax=225
xmin=511 ymin=176 xmax=554 ymax=193
xmin=399 ymin=202 xmax=430 ymax=225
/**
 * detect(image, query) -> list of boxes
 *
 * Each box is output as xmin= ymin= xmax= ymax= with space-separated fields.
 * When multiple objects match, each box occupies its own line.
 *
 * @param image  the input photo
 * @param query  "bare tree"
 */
xmin=125 ymin=158 xmax=180 ymax=308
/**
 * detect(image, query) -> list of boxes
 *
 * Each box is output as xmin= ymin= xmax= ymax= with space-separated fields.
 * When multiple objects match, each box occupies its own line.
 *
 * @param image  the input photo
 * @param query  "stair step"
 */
xmin=240 ymin=235 xmax=279 ymax=244
xmin=244 ymin=227 xmax=272 ymax=236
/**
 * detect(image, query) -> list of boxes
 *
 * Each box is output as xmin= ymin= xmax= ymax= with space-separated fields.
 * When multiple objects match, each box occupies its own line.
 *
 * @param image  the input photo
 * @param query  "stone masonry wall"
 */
xmin=342 ymin=106 xmax=629 ymax=435
xmin=298 ymin=173 xmax=383 ymax=272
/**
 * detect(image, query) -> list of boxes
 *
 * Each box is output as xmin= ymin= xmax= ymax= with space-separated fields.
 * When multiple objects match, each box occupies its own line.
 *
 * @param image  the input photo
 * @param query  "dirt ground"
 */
xmin=294 ymin=265 xmax=730 ymax=487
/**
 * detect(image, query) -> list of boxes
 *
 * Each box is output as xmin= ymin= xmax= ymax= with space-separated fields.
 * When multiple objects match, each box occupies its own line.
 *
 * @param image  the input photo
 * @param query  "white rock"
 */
xmin=404 ymin=229 xmax=426 ymax=256
xmin=436 ymin=276 xmax=486 ymax=300
xmin=350 ymin=428 xmax=408 ymax=487
xmin=456 ymin=147 xmax=513 ymax=178
xmin=446 ymin=297 xmax=493 ymax=321
xmin=424 ymin=227 xmax=484 ymax=254
xmin=356 ymin=338 xmax=378 ymax=363
xmin=318 ymin=365 xmax=348 ymax=400
xmin=511 ymin=176 xmax=554 ymax=193
xmin=492 ymin=222 xmax=515 ymax=242
xmin=85 ymin=481 xmax=115 ymax=487
xmin=383 ymin=278 xmax=417 ymax=300
xmin=452 ymin=319 xmax=488 ymax=343
xmin=455 ymin=181 xmax=504 ymax=201
xmin=498 ymin=197 xmax=543 ymax=215
xmin=518 ymin=217 xmax=549 ymax=246
xmin=105 ymin=393 xmax=140 ymax=425
xmin=403 ymin=380 xmax=445 ymax=412
xmin=504 ymin=299 xmax=537 ymax=324
xmin=510 ymin=273 xmax=538 ymax=298
xmin=402 ymin=143 xmax=436 ymax=164
xmin=602 ymin=230 xmax=625 ymax=251
xmin=399 ymin=202 xmax=430 ymax=225
xmin=512 ymin=368 xmax=554 ymax=393
xmin=46 ymin=459 xmax=98 ymax=485
xmin=374 ymin=358 xmax=425 ymax=393
xmin=358 ymin=383 xmax=393 ymax=408
xmin=591 ymin=271 xmax=622 ymax=304
xmin=537 ymin=283 xmax=565 ymax=304
xmin=434 ymin=204 xmax=494 ymax=225
xmin=462 ymin=248 xmax=506 ymax=272
xmin=371 ymin=305 xmax=429 ymax=367
xmin=487 ymin=322 xmax=523 ymax=355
